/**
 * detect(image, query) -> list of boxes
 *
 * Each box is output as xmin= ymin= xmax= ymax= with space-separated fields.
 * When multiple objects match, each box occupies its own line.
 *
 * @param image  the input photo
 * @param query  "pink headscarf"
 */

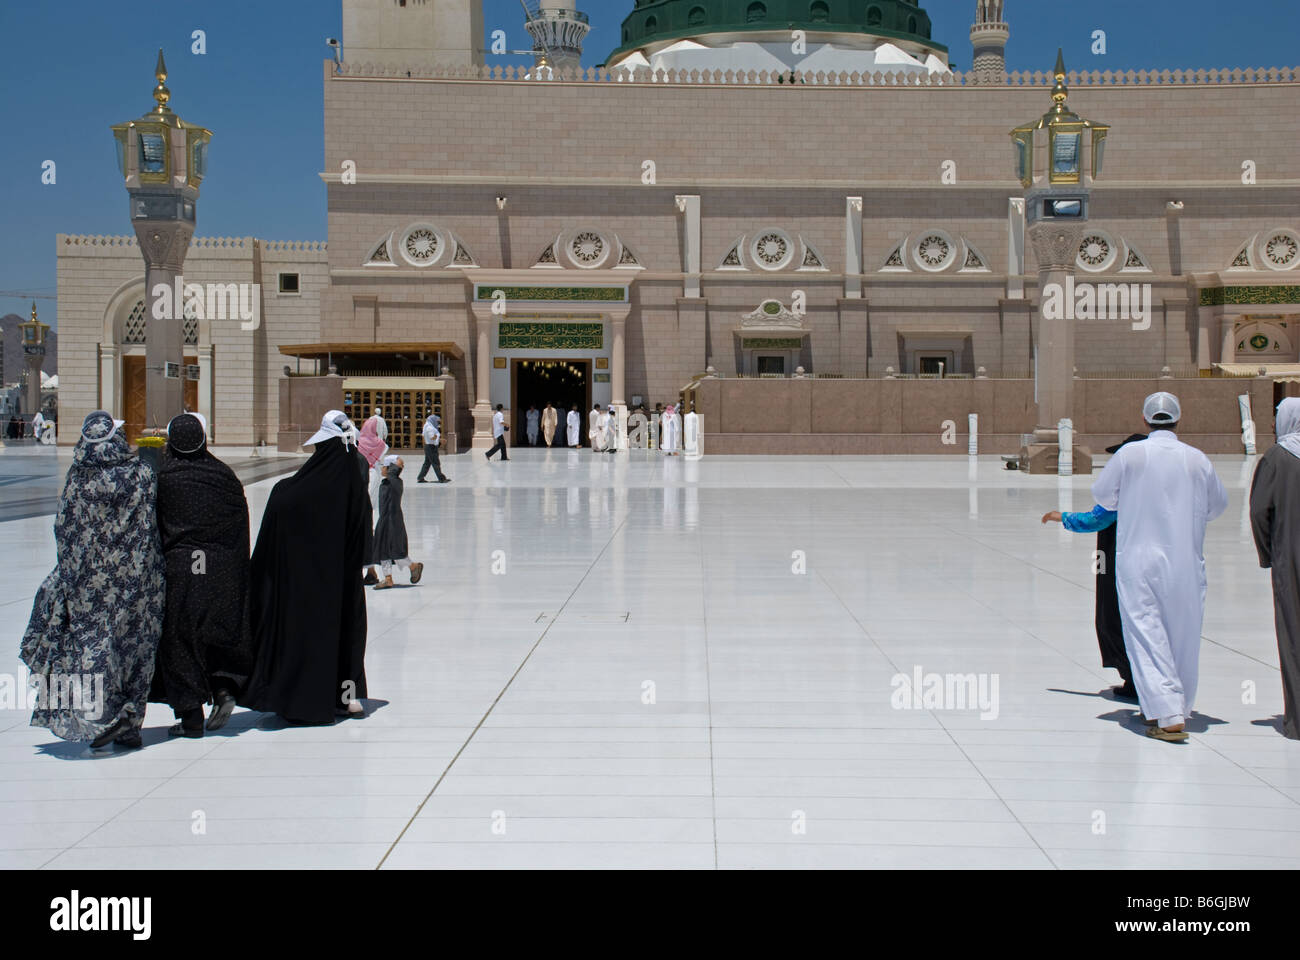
xmin=665 ymin=405 xmax=676 ymax=416
xmin=358 ymin=416 xmax=388 ymax=468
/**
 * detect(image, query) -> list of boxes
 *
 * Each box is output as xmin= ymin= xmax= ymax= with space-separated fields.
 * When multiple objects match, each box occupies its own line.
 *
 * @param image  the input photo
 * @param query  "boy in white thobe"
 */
xmin=1092 ymin=392 xmax=1228 ymax=742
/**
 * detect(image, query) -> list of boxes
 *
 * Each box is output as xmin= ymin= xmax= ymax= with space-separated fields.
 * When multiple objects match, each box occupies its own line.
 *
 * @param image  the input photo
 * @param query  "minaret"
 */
xmin=525 ymin=0 xmax=590 ymax=73
xmin=970 ymin=0 xmax=1009 ymax=82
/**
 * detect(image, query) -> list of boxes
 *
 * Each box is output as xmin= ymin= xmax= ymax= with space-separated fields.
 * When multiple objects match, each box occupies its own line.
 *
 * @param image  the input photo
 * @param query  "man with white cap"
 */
xmin=1092 ymin=392 xmax=1227 ymax=742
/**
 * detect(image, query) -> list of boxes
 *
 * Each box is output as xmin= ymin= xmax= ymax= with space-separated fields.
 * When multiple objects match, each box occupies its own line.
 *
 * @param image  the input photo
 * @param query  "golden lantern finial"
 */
xmin=152 ymin=48 xmax=173 ymax=115
xmin=1050 ymin=49 xmax=1069 ymax=112
xmin=30 ymin=301 xmax=37 ymax=322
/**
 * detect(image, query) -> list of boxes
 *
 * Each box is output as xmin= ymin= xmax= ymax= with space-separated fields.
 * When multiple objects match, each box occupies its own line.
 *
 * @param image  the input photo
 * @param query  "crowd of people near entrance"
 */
xmin=1041 ymin=391 xmax=1300 ymax=744
xmin=17 ymin=391 xmax=1300 ymax=750
xmin=504 ymin=401 xmax=687 ymax=455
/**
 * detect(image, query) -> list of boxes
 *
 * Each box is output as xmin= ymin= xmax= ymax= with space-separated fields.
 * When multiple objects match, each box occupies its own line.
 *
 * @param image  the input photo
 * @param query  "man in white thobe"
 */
xmin=526 ymin=406 xmax=540 ymax=446
xmin=661 ymin=404 xmax=681 ymax=456
xmin=589 ymin=405 xmax=605 ymax=452
xmin=1092 ymin=392 xmax=1228 ymax=742
xmin=605 ymin=405 xmax=618 ymax=454
xmin=566 ymin=406 xmax=581 ymax=448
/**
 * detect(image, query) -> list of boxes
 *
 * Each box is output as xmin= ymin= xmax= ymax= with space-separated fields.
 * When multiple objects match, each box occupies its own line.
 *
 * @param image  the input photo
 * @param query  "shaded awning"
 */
xmin=279 ymin=342 xmax=465 ymax=361
xmin=1214 ymin=363 xmax=1300 ymax=377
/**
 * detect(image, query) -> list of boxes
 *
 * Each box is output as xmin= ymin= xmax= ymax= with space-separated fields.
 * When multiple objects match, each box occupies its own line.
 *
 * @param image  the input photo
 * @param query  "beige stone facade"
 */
xmin=56 ymin=235 xmax=327 ymax=444
xmin=56 ymin=57 xmax=1300 ymax=451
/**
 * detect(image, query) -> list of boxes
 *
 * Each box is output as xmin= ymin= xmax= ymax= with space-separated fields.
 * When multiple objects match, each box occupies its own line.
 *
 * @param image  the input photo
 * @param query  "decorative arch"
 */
xmin=746 ymin=2 xmax=767 ymax=23
xmin=1234 ymin=318 xmax=1296 ymax=361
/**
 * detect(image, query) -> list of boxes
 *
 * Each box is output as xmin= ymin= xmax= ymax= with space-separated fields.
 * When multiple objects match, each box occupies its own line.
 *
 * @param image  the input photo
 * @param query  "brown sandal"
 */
xmin=374 ymin=576 xmax=395 ymax=590
xmin=1146 ymin=725 xmax=1189 ymax=743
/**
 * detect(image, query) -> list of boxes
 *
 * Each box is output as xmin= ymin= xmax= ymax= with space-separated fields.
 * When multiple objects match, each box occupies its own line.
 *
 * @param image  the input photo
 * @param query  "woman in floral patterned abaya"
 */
xmin=21 ymin=411 xmax=166 ymax=749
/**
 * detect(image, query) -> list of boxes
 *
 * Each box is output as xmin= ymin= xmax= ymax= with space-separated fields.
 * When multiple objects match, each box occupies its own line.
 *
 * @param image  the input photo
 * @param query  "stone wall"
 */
xmin=692 ymin=376 xmax=1276 ymax=456
xmin=55 ymin=235 xmax=325 ymax=445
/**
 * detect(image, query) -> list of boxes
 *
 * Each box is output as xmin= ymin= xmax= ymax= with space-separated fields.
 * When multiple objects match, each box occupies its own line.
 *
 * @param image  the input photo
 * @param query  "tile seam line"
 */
xmin=375 ymin=512 xmax=633 ymax=870
xmin=36 ymin=734 xmax=233 ymax=869
xmin=699 ymin=521 xmax=718 ymax=869
xmin=935 ymin=520 xmax=1280 ymax=671
xmin=811 ymin=565 xmax=1063 ymax=870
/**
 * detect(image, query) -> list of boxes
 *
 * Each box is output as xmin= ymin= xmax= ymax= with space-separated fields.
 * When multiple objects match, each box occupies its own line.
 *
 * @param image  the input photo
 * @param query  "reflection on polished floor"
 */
xmin=1 ymin=449 xmax=1297 ymax=869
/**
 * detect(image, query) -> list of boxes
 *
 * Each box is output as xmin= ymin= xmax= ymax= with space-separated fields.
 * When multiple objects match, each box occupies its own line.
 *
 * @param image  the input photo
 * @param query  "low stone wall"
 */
xmin=278 ymin=374 xmax=345 ymax=452
xmin=692 ymin=377 xmax=1277 ymax=456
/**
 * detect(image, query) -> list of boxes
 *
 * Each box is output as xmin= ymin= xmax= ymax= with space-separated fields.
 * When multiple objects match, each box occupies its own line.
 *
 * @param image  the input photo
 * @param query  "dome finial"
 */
xmin=1050 ymin=48 xmax=1069 ymax=111
xmin=152 ymin=48 xmax=173 ymax=115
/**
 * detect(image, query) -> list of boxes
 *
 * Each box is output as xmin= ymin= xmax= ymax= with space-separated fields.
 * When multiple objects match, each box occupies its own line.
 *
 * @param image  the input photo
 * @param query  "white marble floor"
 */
xmin=1 ymin=449 xmax=1297 ymax=869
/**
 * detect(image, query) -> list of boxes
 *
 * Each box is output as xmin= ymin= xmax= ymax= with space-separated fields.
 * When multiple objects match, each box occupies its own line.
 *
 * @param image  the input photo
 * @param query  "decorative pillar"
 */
xmin=1006 ymin=198 xmax=1026 ymax=300
xmin=1220 ymin=316 xmax=1237 ymax=365
xmin=610 ymin=314 xmax=626 ymax=406
xmin=844 ymin=197 xmax=863 ymax=299
xmin=676 ymin=195 xmax=701 ymax=299
xmin=471 ymin=310 xmax=493 ymax=450
xmin=1010 ymin=50 xmax=1108 ymax=474
xmin=112 ymin=51 xmax=212 ymax=435
xmin=99 ymin=343 xmax=119 ymax=417
xmin=1028 ymin=222 xmax=1085 ymax=433
xmin=196 ymin=344 xmax=214 ymax=437
xmin=18 ymin=303 xmax=50 ymax=419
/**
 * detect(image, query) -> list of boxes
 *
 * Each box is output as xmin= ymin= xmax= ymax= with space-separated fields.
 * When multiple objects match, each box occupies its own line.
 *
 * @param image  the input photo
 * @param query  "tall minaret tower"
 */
xmin=525 ymin=0 xmax=590 ymax=72
xmin=970 ymin=0 xmax=1009 ymax=82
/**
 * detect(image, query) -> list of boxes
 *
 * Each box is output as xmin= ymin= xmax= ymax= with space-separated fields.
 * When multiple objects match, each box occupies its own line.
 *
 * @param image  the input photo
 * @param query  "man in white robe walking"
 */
xmin=1092 ymin=392 xmax=1227 ymax=742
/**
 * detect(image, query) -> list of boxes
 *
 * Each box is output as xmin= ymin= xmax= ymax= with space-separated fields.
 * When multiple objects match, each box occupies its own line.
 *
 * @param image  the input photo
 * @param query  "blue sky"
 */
xmin=2 ymin=0 xmax=1298 ymax=328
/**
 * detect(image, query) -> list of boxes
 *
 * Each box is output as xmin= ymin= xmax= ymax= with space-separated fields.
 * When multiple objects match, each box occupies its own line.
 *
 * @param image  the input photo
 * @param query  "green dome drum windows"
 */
xmin=609 ymin=0 xmax=941 ymax=58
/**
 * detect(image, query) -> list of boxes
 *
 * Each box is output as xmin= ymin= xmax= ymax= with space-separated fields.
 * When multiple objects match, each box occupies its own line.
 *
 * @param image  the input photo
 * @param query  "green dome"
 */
xmin=608 ymin=0 xmax=945 ymax=64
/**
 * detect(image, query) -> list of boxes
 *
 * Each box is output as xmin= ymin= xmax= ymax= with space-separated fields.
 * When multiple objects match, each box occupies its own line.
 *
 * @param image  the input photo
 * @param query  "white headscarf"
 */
xmin=1277 ymin=398 xmax=1300 ymax=460
xmin=305 ymin=409 xmax=355 ymax=448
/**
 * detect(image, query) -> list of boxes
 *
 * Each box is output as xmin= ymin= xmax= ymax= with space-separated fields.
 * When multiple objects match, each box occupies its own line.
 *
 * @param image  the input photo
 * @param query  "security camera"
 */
xmin=326 ymin=38 xmax=339 ymax=46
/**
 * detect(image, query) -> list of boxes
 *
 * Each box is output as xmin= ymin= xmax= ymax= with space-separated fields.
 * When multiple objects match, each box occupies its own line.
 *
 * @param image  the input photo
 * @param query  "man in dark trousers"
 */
xmin=485 ymin=404 xmax=509 ymax=461
xmin=1041 ymin=433 xmax=1146 ymax=701
xmin=417 ymin=412 xmax=451 ymax=484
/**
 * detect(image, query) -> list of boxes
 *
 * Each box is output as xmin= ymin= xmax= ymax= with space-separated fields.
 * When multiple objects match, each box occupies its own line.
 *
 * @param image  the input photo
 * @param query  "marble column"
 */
xmin=196 ymin=344 xmax=214 ymax=439
xmin=844 ymin=197 xmax=863 ymax=299
xmin=471 ymin=311 xmax=494 ymax=450
xmin=676 ymin=195 xmax=701 ymax=299
xmin=1028 ymin=219 xmax=1084 ymax=435
xmin=135 ymin=225 xmax=192 ymax=431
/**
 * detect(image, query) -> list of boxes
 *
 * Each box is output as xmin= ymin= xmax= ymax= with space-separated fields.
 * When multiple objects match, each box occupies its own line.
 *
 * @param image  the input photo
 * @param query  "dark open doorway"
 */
xmin=512 ymin=359 xmax=591 ymax=447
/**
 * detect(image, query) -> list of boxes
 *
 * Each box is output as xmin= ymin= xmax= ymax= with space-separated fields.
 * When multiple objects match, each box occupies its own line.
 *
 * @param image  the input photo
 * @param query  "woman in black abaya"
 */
xmin=242 ymin=411 xmax=370 ymax=724
xmin=151 ymin=413 xmax=253 ymax=737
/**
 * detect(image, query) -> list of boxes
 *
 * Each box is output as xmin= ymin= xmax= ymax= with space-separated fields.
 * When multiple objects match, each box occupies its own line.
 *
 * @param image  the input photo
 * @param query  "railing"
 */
xmin=337 ymin=60 xmax=1300 ymax=87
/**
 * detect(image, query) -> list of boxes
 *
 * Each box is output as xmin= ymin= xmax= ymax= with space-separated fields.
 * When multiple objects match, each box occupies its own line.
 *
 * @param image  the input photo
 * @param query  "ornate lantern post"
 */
xmin=111 ymin=50 xmax=212 ymax=432
xmin=1011 ymin=50 xmax=1109 ymax=474
xmin=18 ymin=302 xmax=51 ymax=419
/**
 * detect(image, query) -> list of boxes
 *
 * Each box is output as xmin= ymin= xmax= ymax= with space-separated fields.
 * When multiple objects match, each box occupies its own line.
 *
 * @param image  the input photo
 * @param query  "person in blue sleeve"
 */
xmin=1041 ymin=433 xmax=1147 ymax=702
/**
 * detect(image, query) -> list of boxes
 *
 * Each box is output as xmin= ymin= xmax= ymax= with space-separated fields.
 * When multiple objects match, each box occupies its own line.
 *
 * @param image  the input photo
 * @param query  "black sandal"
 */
xmin=90 ymin=716 xmax=134 ymax=749
xmin=207 ymin=690 xmax=236 ymax=731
